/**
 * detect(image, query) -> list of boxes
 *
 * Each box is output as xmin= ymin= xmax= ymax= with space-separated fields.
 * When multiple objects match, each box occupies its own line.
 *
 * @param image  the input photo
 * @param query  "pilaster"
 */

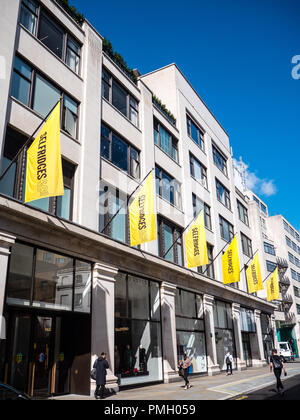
xmin=232 ymin=303 xmax=246 ymax=371
xmin=203 ymin=294 xmax=220 ymax=375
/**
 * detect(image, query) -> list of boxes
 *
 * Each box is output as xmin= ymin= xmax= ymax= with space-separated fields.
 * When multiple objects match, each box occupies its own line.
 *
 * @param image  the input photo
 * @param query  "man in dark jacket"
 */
xmin=94 ymin=352 xmax=109 ymax=399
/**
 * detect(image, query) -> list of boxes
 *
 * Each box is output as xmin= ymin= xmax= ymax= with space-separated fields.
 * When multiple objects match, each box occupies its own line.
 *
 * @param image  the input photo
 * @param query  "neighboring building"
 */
xmin=0 ymin=0 xmax=277 ymax=399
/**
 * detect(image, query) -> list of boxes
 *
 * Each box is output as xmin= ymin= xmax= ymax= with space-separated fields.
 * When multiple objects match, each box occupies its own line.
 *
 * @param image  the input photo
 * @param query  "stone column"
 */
xmin=203 ymin=294 xmax=220 ymax=375
xmin=91 ymin=262 xmax=119 ymax=394
xmin=252 ymin=310 xmax=266 ymax=367
xmin=270 ymin=314 xmax=279 ymax=350
xmin=0 ymin=232 xmax=15 ymax=338
xmin=232 ymin=303 xmax=246 ymax=371
xmin=160 ymin=282 xmax=179 ymax=383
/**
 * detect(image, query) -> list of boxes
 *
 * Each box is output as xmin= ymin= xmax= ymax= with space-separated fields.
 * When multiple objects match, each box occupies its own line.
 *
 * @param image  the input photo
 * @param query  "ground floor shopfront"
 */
xmin=0 ymin=197 xmax=278 ymax=397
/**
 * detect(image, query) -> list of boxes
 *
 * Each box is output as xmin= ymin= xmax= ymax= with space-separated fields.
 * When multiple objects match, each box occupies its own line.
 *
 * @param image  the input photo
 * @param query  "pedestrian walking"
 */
xmin=224 ymin=350 xmax=233 ymax=376
xmin=270 ymin=349 xmax=286 ymax=394
xmin=94 ymin=352 xmax=109 ymax=400
xmin=178 ymin=353 xmax=192 ymax=390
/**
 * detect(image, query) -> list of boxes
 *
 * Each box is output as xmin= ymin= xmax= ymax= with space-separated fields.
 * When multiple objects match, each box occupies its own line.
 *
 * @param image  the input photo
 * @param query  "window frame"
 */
xmin=157 ymin=216 xmax=183 ymax=266
xmin=100 ymin=123 xmax=140 ymax=179
xmin=219 ymin=215 xmax=234 ymax=243
xmin=153 ymin=118 xmax=179 ymax=163
xmin=212 ymin=144 xmax=228 ymax=176
xmin=216 ymin=178 xmax=231 ymax=210
xmin=186 ymin=114 xmax=205 ymax=151
xmin=189 ymin=153 xmax=208 ymax=189
xmin=241 ymin=233 xmax=253 ymax=258
xmin=237 ymin=200 xmax=249 ymax=226
xmin=155 ymin=166 xmax=182 ymax=209
xmin=192 ymin=193 xmax=212 ymax=230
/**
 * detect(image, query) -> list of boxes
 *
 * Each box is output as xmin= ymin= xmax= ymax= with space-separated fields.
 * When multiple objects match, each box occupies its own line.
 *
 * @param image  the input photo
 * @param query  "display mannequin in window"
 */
xmin=139 ymin=345 xmax=147 ymax=374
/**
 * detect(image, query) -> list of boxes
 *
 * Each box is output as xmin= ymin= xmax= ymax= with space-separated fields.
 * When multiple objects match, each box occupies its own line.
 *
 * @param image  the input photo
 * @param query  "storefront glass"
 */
xmin=261 ymin=313 xmax=274 ymax=363
xmin=114 ymin=273 xmax=163 ymax=386
xmin=175 ymin=289 xmax=207 ymax=374
xmin=214 ymin=300 xmax=236 ymax=370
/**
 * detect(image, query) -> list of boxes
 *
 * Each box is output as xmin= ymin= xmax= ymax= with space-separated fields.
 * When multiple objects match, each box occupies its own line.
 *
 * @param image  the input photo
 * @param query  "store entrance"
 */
xmin=3 ymin=310 xmax=91 ymax=399
xmin=242 ymin=333 xmax=252 ymax=367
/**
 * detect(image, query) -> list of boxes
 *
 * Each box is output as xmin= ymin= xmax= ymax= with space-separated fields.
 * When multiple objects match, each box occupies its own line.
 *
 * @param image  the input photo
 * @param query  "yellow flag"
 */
xmin=185 ymin=210 xmax=209 ymax=268
xmin=222 ymin=236 xmax=240 ymax=285
xmin=246 ymin=253 xmax=264 ymax=294
xmin=267 ymin=267 xmax=280 ymax=302
xmin=129 ymin=172 xmax=157 ymax=246
xmin=25 ymin=102 xmax=64 ymax=203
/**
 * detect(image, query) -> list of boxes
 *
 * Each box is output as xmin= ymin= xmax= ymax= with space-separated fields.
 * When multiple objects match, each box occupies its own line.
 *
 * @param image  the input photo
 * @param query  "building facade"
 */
xmin=0 ymin=0 xmax=277 ymax=398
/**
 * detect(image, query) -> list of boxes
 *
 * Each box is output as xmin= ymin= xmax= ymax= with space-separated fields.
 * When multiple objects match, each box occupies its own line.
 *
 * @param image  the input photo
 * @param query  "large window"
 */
xmin=237 ymin=200 xmax=249 ymax=226
xmin=198 ymin=244 xmax=215 ymax=279
xmin=114 ymin=273 xmax=162 ymax=386
xmin=213 ymin=300 xmax=235 ymax=371
xmin=153 ymin=118 xmax=178 ymax=162
xmin=216 ymin=179 xmax=231 ymax=209
xmin=157 ymin=217 xmax=183 ymax=265
xmin=189 ymin=154 xmax=208 ymax=189
xmin=266 ymin=260 xmax=277 ymax=273
xmin=264 ymin=242 xmax=276 ymax=256
xmin=175 ymin=289 xmax=207 ymax=374
xmin=101 ymin=124 xmax=140 ymax=179
xmin=192 ymin=193 xmax=212 ymax=230
xmin=19 ymin=1 xmax=81 ymax=74
xmin=212 ymin=145 xmax=228 ymax=176
xmin=186 ymin=114 xmax=204 ymax=150
xmin=6 ymin=242 xmax=92 ymax=313
xmin=219 ymin=215 xmax=234 ymax=242
xmin=99 ymin=183 xmax=128 ymax=244
xmin=102 ymin=68 xmax=139 ymax=127
xmin=155 ymin=166 xmax=182 ymax=209
xmin=241 ymin=233 xmax=253 ymax=258
xmin=11 ymin=56 xmax=79 ymax=138
xmin=0 ymin=127 xmax=75 ymax=220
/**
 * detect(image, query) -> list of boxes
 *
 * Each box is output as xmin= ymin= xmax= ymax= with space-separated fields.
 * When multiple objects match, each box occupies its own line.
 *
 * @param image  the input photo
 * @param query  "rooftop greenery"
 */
xmin=152 ymin=94 xmax=176 ymax=125
xmin=55 ymin=0 xmax=85 ymax=25
xmin=103 ymin=38 xmax=138 ymax=84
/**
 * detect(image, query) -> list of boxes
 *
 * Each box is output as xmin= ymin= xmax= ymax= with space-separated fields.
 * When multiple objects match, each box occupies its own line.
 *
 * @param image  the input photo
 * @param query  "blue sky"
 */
xmin=71 ymin=0 xmax=300 ymax=229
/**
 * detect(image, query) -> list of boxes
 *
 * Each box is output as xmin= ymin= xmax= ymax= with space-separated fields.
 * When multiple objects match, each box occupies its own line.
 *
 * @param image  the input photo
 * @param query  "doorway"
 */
xmin=3 ymin=310 xmax=91 ymax=399
xmin=242 ymin=333 xmax=252 ymax=367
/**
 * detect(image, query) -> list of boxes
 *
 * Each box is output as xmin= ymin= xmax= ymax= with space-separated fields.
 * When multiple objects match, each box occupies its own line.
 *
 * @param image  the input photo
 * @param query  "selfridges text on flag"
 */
xmin=246 ymin=253 xmax=264 ymax=294
xmin=25 ymin=102 xmax=64 ymax=203
xmin=267 ymin=267 xmax=280 ymax=302
xmin=222 ymin=236 xmax=240 ymax=285
xmin=185 ymin=210 xmax=209 ymax=268
xmin=129 ymin=172 xmax=157 ymax=247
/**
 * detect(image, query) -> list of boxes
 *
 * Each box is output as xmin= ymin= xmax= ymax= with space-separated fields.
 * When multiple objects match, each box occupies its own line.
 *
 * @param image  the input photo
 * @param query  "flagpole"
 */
xmin=100 ymin=168 xmax=154 ymax=235
xmin=201 ymin=233 xmax=238 ymax=276
xmin=262 ymin=265 xmax=278 ymax=283
xmin=239 ymin=249 xmax=259 ymax=274
xmin=162 ymin=210 xmax=203 ymax=258
xmin=0 ymin=97 xmax=63 ymax=182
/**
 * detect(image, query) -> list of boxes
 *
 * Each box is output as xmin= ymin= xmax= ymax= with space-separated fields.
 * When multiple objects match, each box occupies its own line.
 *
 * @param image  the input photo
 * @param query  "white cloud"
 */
xmin=233 ymin=157 xmax=277 ymax=198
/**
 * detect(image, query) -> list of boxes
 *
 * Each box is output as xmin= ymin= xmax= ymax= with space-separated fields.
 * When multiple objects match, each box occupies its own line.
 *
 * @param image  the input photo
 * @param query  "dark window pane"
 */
xmin=11 ymin=72 xmax=31 ymax=105
xmin=20 ymin=1 xmax=37 ymax=34
xmin=111 ymin=134 xmax=128 ymax=172
xmin=38 ymin=13 xmax=64 ymax=59
xmin=33 ymin=74 xmax=60 ymax=118
xmin=6 ymin=243 xmax=34 ymax=306
xmin=112 ymin=81 xmax=127 ymax=116
xmin=128 ymin=275 xmax=149 ymax=320
xmin=115 ymin=272 xmax=127 ymax=318
xmin=163 ymin=223 xmax=174 ymax=262
xmin=101 ymin=136 xmax=110 ymax=160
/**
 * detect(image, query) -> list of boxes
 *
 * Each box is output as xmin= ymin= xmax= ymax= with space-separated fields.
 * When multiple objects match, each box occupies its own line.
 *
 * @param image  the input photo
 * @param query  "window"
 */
xmin=288 ymin=252 xmax=294 ymax=264
xmin=198 ymin=244 xmax=215 ymax=279
xmin=219 ymin=216 xmax=234 ymax=242
xmin=56 ymin=159 xmax=75 ymax=220
xmin=102 ymin=68 xmax=139 ymax=126
xmin=216 ymin=179 xmax=231 ymax=209
xmin=266 ymin=261 xmax=277 ymax=273
xmin=237 ymin=200 xmax=249 ymax=226
xmin=213 ymin=145 xmax=227 ymax=176
xmin=286 ymin=236 xmax=292 ymax=248
xmin=38 ymin=12 xmax=64 ymax=59
xmin=11 ymin=56 xmax=79 ymax=138
xmin=241 ymin=233 xmax=253 ymax=258
xmin=157 ymin=217 xmax=183 ymax=265
xmin=155 ymin=166 xmax=182 ymax=209
xmin=192 ymin=193 xmax=212 ymax=230
xmin=99 ymin=183 xmax=128 ymax=244
xmin=186 ymin=115 xmax=204 ymax=150
xmin=6 ymin=242 xmax=92 ymax=313
xmin=291 ymin=269 xmax=297 ymax=280
xmin=11 ymin=56 xmax=33 ymax=106
xmin=19 ymin=3 xmax=81 ymax=74
xmin=283 ymin=220 xmax=289 ymax=232
xmin=153 ymin=118 xmax=178 ymax=162
xmin=20 ymin=0 xmax=38 ymax=35
xmin=294 ymin=287 xmax=300 ymax=298
xmin=190 ymin=154 xmax=207 ymax=189
xmin=297 ymin=304 xmax=300 ymax=315
xmin=101 ymin=124 xmax=140 ymax=179
xmin=264 ymin=242 xmax=276 ymax=256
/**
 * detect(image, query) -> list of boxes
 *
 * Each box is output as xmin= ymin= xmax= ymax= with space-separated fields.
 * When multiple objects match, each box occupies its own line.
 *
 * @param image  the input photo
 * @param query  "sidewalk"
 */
xmin=52 ymin=361 xmax=300 ymax=400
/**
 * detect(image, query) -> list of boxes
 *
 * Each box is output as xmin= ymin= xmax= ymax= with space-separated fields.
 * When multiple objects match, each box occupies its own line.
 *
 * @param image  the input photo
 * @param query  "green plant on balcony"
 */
xmin=102 ymin=38 xmax=138 ymax=84
xmin=152 ymin=94 xmax=176 ymax=125
xmin=55 ymin=0 xmax=85 ymax=25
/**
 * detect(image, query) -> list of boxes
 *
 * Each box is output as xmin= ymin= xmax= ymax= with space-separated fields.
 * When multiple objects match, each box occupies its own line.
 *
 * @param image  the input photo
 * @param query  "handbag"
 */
xmin=90 ymin=368 xmax=97 ymax=380
xmin=178 ymin=367 xmax=184 ymax=377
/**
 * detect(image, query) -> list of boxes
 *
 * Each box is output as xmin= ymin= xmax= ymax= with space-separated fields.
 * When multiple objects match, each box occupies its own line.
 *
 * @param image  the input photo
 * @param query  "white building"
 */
xmin=0 ymin=0 xmax=277 ymax=399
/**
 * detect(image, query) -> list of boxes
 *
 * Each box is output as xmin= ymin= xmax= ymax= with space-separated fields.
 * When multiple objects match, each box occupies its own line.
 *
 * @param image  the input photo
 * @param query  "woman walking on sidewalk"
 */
xmin=179 ymin=353 xmax=192 ymax=390
xmin=270 ymin=349 xmax=287 ymax=394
